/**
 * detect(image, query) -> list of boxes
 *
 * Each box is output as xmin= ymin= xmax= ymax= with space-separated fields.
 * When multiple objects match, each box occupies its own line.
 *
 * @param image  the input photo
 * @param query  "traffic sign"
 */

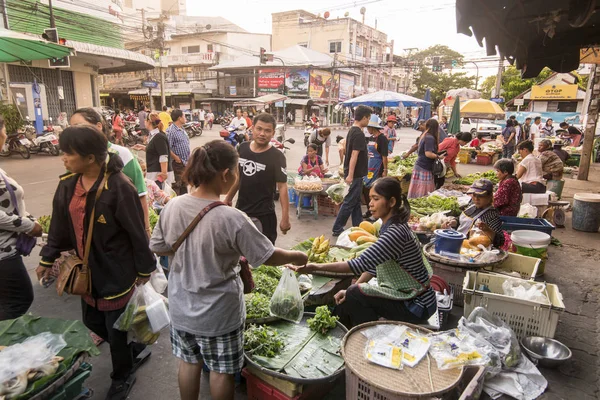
xmin=514 ymin=98 xmax=524 ymax=106
xmin=142 ymin=81 xmax=159 ymax=89
xmin=490 ymin=97 xmax=504 ymax=103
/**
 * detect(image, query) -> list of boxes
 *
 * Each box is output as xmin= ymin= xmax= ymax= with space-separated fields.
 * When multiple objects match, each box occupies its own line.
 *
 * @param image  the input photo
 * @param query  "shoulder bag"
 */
xmin=158 ymin=201 xmax=254 ymax=294
xmin=0 ymin=172 xmax=37 ymax=256
xmin=56 ymin=174 xmax=108 ymax=297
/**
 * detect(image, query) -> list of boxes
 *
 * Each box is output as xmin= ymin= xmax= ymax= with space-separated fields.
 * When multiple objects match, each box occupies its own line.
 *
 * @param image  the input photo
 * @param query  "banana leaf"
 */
xmin=0 ymin=314 xmax=99 ymax=399
xmin=291 ymin=238 xmax=313 ymax=252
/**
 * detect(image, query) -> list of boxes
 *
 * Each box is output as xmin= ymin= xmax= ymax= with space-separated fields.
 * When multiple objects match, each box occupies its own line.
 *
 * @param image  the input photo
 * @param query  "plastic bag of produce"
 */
xmin=113 ymin=287 xmax=145 ymax=331
xmin=428 ymin=328 xmax=500 ymax=371
xmin=269 ymin=268 xmax=304 ymax=323
xmin=141 ymin=283 xmax=170 ymax=333
xmin=460 ymin=307 xmax=521 ymax=369
xmin=150 ymin=257 xmax=168 ymax=294
xmin=326 ymin=183 xmax=346 ymax=204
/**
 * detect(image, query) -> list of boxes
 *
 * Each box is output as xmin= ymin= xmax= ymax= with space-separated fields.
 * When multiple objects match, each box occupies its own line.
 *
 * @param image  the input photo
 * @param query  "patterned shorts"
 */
xmin=170 ymin=325 xmax=244 ymax=374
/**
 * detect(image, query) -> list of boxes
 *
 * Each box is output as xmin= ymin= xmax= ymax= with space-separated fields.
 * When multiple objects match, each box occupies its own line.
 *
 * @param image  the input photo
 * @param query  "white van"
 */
xmin=460 ymin=118 xmax=503 ymax=136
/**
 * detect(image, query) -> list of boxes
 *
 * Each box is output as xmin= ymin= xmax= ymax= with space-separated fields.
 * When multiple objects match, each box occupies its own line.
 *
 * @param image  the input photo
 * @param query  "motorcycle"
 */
xmin=304 ymin=122 xmax=316 ymax=147
xmin=271 ymin=137 xmax=295 ymax=154
xmin=183 ymin=121 xmax=202 ymax=138
xmin=0 ymin=132 xmax=31 ymax=159
xmin=123 ymin=126 xmax=144 ymax=147
xmin=220 ymin=125 xmax=247 ymax=148
xmin=24 ymin=117 xmax=60 ymax=156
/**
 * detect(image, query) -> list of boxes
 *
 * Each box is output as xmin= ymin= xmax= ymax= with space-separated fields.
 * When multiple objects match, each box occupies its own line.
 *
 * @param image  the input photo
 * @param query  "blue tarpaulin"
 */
xmin=341 ymin=90 xmax=430 ymax=108
xmin=414 ymin=88 xmax=431 ymax=129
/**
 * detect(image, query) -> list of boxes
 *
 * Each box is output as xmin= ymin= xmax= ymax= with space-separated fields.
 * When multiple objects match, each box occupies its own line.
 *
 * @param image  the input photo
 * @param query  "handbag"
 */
xmin=0 ymin=172 xmax=37 ymax=256
xmin=157 ymin=201 xmax=254 ymax=294
xmin=432 ymin=158 xmax=447 ymax=178
xmin=56 ymin=174 xmax=108 ymax=297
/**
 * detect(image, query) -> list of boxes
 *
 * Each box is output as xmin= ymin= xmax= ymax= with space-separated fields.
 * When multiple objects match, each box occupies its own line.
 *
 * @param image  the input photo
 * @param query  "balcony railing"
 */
xmin=159 ymin=53 xmax=216 ymax=67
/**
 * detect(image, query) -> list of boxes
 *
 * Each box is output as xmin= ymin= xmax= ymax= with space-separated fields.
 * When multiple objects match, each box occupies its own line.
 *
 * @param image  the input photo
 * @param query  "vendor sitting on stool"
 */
xmin=538 ymin=139 xmax=564 ymax=181
xmin=298 ymin=144 xmax=328 ymax=178
xmin=493 ymin=159 xmax=522 ymax=217
xmin=291 ymin=177 xmax=436 ymax=329
xmin=552 ymin=140 xmax=570 ymax=163
xmin=516 ymin=140 xmax=546 ymax=194
xmin=447 ymin=179 xmax=507 ymax=249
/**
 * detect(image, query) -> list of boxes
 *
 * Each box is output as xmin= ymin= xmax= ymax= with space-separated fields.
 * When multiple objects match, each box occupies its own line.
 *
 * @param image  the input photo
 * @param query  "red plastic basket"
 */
xmin=317 ymin=195 xmax=340 ymax=217
xmin=242 ymin=368 xmax=336 ymax=400
xmin=476 ymin=155 xmax=493 ymax=165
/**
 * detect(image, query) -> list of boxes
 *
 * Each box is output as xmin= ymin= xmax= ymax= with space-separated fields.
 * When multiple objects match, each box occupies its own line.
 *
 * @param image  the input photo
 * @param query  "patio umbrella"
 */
xmin=0 ymin=28 xmax=72 ymax=62
xmin=447 ymin=95 xmax=461 ymax=134
xmin=414 ymin=88 xmax=431 ymax=129
xmin=460 ymin=99 xmax=505 ymax=120
xmin=341 ymin=90 xmax=430 ymax=107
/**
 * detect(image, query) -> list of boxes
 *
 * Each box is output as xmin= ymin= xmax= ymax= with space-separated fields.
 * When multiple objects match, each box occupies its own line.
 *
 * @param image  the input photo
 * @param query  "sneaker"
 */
xmin=105 ymin=375 xmax=136 ymax=400
xmin=332 ymin=231 xmax=341 ymax=237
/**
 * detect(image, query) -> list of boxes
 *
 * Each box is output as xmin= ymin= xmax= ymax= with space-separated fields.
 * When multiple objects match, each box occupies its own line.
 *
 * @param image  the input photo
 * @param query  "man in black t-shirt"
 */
xmin=559 ymin=122 xmax=583 ymax=146
xmin=225 ymin=113 xmax=290 ymax=244
xmin=332 ymin=105 xmax=372 ymax=236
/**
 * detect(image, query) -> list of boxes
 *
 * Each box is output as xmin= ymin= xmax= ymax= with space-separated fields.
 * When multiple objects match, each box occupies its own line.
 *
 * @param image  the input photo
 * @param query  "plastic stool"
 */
xmin=295 ymin=190 xmax=319 ymax=219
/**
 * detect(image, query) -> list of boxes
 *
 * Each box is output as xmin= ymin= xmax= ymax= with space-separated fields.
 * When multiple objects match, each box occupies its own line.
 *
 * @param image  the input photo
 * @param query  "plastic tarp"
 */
xmin=342 ymin=90 xmax=430 ymax=108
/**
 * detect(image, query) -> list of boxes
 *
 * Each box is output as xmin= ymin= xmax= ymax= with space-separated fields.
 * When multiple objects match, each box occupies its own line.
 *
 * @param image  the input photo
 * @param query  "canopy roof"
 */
xmin=0 ymin=28 xmax=73 ymax=62
xmin=456 ymin=0 xmax=600 ymax=78
xmin=233 ymin=93 xmax=287 ymax=107
xmin=342 ymin=90 xmax=430 ymax=107
xmin=211 ymin=45 xmax=335 ymax=71
xmin=68 ymin=40 xmax=155 ymax=74
xmin=460 ymin=99 xmax=505 ymax=120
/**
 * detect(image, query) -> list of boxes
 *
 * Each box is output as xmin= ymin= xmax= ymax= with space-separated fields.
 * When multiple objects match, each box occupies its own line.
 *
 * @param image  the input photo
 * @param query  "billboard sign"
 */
xmin=338 ymin=74 xmax=354 ymax=101
xmin=285 ymin=70 xmax=309 ymax=96
xmin=258 ymin=69 xmax=285 ymax=95
xmin=530 ymin=84 xmax=578 ymax=100
xmin=310 ymin=70 xmax=338 ymax=99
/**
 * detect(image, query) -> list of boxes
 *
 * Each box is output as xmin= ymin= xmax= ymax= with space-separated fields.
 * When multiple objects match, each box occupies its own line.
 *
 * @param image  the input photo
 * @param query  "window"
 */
xmin=368 ymin=75 xmax=374 ymax=88
xmin=182 ymin=45 xmax=200 ymax=54
xmin=298 ymin=42 xmax=308 ymax=48
xmin=207 ymin=44 xmax=213 ymax=52
xmin=369 ymin=47 xmax=375 ymax=59
xmin=329 ymin=41 xmax=342 ymax=53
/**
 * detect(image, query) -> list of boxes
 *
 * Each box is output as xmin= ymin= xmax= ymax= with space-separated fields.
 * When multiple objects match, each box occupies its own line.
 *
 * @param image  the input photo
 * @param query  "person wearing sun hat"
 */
xmin=383 ymin=115 xmax=398 ymax=154
xmin=452 ymin=179 xmax=506 ymax=249
xmin=362 ymin=115 xmax=389 ymax=220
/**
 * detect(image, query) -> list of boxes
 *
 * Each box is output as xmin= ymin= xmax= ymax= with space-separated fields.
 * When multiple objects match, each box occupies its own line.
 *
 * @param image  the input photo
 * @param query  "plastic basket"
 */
xmin=430 ymin=262 xmax=468 ymax=306
xmin=317 ymin=195 xmax=340 ymax=217
xmin=500 ymin=216 xmax=555 ymax=236
xmin=242 ymin=368 xmax=336 ymax=400
xmin=458 ymin=152 xmax=470 ymax=164
xmin=462 ymin=271 xmax=564 ymax=340
xmin=482 ymin=252 xmax=540 ymax=280
xmin=476 ymin=155 xmax=492 ymax=165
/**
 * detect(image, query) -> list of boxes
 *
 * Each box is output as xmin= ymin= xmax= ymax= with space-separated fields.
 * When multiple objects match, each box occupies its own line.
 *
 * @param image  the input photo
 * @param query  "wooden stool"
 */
xmin=295 ymin=190 xmax=319 ymax=219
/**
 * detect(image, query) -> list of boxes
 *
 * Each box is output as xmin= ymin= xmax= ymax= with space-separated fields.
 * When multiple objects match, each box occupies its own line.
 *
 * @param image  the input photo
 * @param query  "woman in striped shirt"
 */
xmin=292 ymin=177 xmax=436 ymax=328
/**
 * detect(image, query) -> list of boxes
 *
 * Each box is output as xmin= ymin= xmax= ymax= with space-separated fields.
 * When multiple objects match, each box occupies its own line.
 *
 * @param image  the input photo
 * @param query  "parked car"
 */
xmin=461 ymin=117 xmax=503 ymax=136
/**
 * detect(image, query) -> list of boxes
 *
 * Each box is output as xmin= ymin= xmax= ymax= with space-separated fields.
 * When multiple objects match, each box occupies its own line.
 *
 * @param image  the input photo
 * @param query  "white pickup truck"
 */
xmin=460 ymin=118 xmax=503 ymax=136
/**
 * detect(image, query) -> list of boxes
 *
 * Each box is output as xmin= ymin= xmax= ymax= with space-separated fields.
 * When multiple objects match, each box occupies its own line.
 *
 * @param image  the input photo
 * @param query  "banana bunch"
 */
xmin=130 ymin=305 xmax=160 ymax=345
xmin=307 ymin=235 xmax=330 ymax=263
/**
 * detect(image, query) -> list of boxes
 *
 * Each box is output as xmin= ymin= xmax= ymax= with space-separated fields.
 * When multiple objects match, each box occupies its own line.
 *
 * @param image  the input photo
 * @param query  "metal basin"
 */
xmin=520 ymin=336 xmax=572 ymax=368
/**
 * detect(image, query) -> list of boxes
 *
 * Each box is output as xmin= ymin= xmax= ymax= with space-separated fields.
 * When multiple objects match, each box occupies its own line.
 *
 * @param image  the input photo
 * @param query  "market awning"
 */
xmin=456 ymin=0 xmax=600 ymax=78
xmin=0 ymin=28 xmax=73 ymax=62
xmin=128 ymin=87 xmax=191 ymax=97
xmin=342 ymin=90 xmax=430 ymax=108
xmin=67 ymin=40 xmax=155 ymax=74
xmin=286 ymin=98 xmax=312 ymax=106
xmin=233 ymin=93 xmax=288 ymax=107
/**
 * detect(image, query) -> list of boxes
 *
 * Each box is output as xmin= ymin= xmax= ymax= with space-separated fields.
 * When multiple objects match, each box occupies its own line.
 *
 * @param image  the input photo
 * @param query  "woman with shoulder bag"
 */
xmin=407 ymin=118 xmax=440 ymax=198
xmin=37 ymin=125 xmax=156 ymax=400
xmin=0 ymin=115 xmax=43 ymax=321
xmin=150 ymin=140 xmax=307 ymax=400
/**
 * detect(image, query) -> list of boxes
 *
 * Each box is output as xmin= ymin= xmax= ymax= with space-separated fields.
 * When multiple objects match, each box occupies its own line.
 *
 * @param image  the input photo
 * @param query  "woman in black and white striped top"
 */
xmin=0 ymin=115 xmax=43 ymax=320
xmin=293 ymin=177 xmax=436 ymax=328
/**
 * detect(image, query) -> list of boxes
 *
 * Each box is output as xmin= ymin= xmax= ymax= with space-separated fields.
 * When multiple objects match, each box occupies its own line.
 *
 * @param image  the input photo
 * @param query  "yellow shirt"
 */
xmin=158 ymin=111 xmax=172 ymax=130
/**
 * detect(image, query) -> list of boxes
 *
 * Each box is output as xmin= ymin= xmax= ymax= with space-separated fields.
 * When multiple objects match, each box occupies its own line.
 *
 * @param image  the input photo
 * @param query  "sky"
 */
xmin=185 ymin=0 xmax=503 ymax=78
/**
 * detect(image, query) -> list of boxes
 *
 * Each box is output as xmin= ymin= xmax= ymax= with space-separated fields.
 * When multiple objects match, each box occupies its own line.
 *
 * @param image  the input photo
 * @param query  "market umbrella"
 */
xmin=341 ymin=90 xmax=430 ymax=108
xmin=460 ymin=99 xmax=505 ymax=120
xmin=414 ymin=88 xmax=431 ymax=129
xmin=0 ymin=27 xmax=72 ymax=62
xmin=447 ymin=95 xmax=461 ymax=134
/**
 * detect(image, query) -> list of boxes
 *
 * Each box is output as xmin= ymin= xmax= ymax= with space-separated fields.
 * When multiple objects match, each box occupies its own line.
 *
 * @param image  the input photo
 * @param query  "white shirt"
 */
xmin=231 ymin=116 xmax=246 ymax=129
xmin=519 ymin=154 xmax=545 ymax=184
xmin=198 ymin=110 xmax=206 ymax=121
xmin=207 ymin=112 xmax=214 ymax=120
xmin=530 ymin=123 xmax=539 ymax=139
xmin=432 ymin=115 xmax=439 ymax=121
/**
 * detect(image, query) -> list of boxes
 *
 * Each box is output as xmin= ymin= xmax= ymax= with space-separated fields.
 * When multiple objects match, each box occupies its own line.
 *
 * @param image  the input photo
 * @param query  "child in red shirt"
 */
xmin=493 ymin=159 xmax=522 ymax=217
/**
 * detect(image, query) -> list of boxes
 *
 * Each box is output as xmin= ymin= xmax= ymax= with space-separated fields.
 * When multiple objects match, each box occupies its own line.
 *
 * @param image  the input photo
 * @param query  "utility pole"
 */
xmin=494 ymin=54 xmax=503 ymax=100
xmin=157 ymin=15 xmax=166 ymax=108
xmin=1 ymin=0 xmax=11 ymax=104
xmin=578 ymin=64 xmax=599 ymax=180
xmin=48 ymin=0 xmax=65 ymax=113
xmin=327 ymin=53 xmax=337 ymax=126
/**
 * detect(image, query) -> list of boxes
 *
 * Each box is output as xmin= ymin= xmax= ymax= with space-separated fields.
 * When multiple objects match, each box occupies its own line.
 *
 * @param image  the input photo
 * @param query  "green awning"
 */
xmin=0 ymin=28 xmax=73 ymax=62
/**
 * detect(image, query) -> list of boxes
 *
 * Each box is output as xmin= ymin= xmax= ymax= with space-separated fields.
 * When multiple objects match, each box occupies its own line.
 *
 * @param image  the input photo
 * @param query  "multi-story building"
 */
xmin=271 ymin=10 xmax=394 ymax=95
xmin=100 ymin=15 xmax=270 ymax=112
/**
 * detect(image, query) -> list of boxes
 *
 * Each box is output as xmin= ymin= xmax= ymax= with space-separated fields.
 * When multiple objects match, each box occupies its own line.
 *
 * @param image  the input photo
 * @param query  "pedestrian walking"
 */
xmin=198 ymin=108 xmax=206 ymax=129
xmin=407 ymin=118 xmax=440 ymax=199
xmin=37 ymin=125 xmax=156 ymax=400
xmin=150 ymin=140 xmax=307 ymax=400
xmin=332 ymin=105 xmax=371 ymax=236
xmin=501 ymin=119 xmax=516 ymax=159
xmin=0 ymin=115 xmax=42 ymax=321
xmin=362 ymin=115 xmax=389 ymax=220
xmin=112 ymin=110 xmax=124 ymax=146
xmin=159 ymin=106 xmax=173 ymax=130
xmin=134 ymin=112 xmax=174 ymax=190
xmin=225 ymin=113 xmax=290 ymax=244
xmin=166 ymin=109 xmax=191 ymax=195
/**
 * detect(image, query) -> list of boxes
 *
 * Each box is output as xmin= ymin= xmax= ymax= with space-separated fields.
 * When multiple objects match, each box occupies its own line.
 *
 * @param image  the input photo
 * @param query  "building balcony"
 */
xmin=159 ymin=53 xmax=216 ymax=67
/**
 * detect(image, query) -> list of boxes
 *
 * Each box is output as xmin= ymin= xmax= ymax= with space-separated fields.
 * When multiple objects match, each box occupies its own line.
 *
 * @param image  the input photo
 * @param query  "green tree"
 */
xmin=411 ymin=45 xmax=465 ymax=66
xmin=479 ymin=75 xmax=496 ymax=99
xmin=0 ymin=104 xmax=23 ymax=134
xmin=412 ymin=67 xmax=475 ymax=107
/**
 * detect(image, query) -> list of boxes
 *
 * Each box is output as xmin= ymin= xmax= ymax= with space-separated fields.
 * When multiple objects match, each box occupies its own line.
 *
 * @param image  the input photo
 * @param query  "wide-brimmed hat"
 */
xmin=467 ymin=179 xmax=494 ymax=195
xmin=367 ymin=115 xmax=384 ymax=130
xmin=386 ymin=115 xmax=397 ymax=123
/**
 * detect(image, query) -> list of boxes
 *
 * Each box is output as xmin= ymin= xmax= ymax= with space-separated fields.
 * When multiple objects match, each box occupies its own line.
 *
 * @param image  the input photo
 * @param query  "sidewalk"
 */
xmin=562 ymin=163 xmax=600 ymax=200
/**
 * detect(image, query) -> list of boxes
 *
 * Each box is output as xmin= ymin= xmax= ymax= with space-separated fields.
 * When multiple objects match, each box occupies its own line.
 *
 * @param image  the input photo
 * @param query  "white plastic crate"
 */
xmin=462 ymin=271 xmax=565 ymax=340
xmin=482 ymin=252 xmax=540 ymax=280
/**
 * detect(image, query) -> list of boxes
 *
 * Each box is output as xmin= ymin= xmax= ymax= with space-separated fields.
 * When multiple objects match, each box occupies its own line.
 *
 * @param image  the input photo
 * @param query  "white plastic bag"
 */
xmin=163 ymin=181 xmax=177 ymax=198
xmin=518 ymin=203 xmax=537 ymax=218
xmin=428 ymin=328 xmax=499 ymax=371
xmin=365 ymin=339 xmax=404 ymax=370
xmin=269 ymin=268 xmax=304 ymax=323
xmin=326 ymin=183 xmax=346 ymax=204
xmin=113 ymin=287 xmax=145 ymax=331
xmin=502 ymin=279 xmax=550 ymax=304
xmin=150 ymin=258 xmax=168 ymax=294
xmin=141 ymin=283 xmax=170 ymax=333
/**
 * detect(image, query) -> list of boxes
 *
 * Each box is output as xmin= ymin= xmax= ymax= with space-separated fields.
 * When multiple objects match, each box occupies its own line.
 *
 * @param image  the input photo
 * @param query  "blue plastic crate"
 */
xmin=500 ymin=216 xmax=555 ymax=235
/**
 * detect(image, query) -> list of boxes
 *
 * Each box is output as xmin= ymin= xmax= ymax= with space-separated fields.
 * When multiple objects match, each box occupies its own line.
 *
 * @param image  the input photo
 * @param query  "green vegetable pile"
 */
xmin=307 ymin=306 xmax=339 ymax=335
xmin=38 ymin=215 xmax=51 ymax=234
xmin=452 ymin=170 xmax=499 ymax=185
xmin=148 ymin=208 xmax=159 ymax=232
xmin=245 ymin=293 xmax=271 ymax=320
xmin=244 ymin=324 xmax=285 ymax=357
xmin=253 ymin=265 xmax=283 ymax=280
xmin=326 ymin=183 xmax=345 ymax=204
xmin=387 ymin=154 xmax=417 ymax=178
xmin=253 ymin=273 xmax=279 ymax=296
xmin=409 ymin=195 xmax=461 ymax=216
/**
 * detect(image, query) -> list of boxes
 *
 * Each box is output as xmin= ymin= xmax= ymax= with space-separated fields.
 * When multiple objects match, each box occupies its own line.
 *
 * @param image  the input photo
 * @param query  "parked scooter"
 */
xmin=271 ymin=137 xmax=295 ymax=154
xmin=183 ymin=121 xmax=202 ymax=138
xmin=24 ymin=117 xmax=59 ymax=156
xmin=0 ymin=131 xmax=31 ymax=159
xmin=304 ymin=122 xmax=316 ymax=147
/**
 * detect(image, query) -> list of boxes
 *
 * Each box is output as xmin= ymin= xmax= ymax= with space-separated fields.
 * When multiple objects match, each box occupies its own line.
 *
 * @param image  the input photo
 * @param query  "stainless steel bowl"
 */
xmin=520 ymin=336 xmax=572 ymax=368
